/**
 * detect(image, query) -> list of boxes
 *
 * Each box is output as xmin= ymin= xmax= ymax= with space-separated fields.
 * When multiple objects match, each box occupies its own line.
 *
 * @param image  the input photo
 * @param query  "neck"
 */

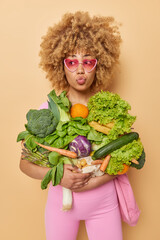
xmin=67 ymin=87 xmax=94 ymax=106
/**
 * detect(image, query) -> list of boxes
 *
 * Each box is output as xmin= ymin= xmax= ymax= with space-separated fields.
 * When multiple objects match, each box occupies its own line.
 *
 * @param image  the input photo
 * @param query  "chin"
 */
xmin=76 ymin=81 xmax=93 ymax=90
xmin=75 ymin=85 xmax=90 ymax=92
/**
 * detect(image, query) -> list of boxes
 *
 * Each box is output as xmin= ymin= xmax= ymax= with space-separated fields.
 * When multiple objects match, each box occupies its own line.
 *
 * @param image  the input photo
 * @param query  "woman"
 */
xmin=20 ymin=11 xmax=123 ymax=240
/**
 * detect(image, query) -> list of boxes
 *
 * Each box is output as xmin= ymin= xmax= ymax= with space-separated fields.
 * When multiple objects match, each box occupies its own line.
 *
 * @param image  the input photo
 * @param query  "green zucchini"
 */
xmin=92 ymin=132 xmax=139 ymax=160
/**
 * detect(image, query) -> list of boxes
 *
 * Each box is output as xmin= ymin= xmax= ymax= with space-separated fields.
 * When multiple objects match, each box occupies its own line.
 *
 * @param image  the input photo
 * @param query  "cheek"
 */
xmin=64 ymin=71 xmax=76 ymax=87
xmin=88 ymin=70 xmax=96 ymax=83
xmin=64 ymin=67 xmax=72 ymax=82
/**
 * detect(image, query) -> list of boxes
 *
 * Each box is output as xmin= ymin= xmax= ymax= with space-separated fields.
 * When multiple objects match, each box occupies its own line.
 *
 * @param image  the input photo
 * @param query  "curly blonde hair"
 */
xmin=39 ymin=11 xmax=122 ymax=92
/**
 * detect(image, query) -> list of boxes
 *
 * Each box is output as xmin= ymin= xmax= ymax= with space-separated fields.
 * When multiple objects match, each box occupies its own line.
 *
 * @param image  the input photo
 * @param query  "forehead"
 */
xmin=66 ymin=50 xmax=94 ymax=58
xmin=67 ymin=45 xmax=94 ymax=54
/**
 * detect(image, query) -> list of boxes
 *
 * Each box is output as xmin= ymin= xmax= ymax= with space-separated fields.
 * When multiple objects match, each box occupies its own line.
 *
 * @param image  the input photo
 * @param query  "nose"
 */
xmin=77 ymin=62 xmax=85 ymax=74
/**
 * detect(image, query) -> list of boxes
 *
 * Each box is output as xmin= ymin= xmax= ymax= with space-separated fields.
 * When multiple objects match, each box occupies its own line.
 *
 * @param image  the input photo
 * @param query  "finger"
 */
xmin=71 ymin=182 xmax=89 ymax=190
xmin=65 ymin=164 xmax=81 ymax=172
xmin=72 ymin=167 xmax=82 ymax=173
xmin=72 ymin=172 xmax=92 ymax=180
xmin=73 ymin=175 xmax=92 ymax=184
xmin=72 ymin=176 xmax=92 ymax=187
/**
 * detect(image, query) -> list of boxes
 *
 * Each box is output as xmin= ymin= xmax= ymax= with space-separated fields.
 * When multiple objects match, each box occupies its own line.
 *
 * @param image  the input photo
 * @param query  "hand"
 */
xmin=72 ymin=173 xmax=116 ymax=192
xmin=60 ymin=164 xmax=92 ymax=191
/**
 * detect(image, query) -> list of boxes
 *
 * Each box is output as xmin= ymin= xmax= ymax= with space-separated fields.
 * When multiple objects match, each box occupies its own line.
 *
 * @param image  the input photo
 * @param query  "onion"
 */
xmin=69 ymin=135 xmax=91 ymax=157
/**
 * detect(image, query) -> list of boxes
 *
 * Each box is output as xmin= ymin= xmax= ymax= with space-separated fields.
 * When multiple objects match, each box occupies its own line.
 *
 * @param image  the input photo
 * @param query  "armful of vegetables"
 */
xmin=17 ymin=89 xmax=146 ymax=212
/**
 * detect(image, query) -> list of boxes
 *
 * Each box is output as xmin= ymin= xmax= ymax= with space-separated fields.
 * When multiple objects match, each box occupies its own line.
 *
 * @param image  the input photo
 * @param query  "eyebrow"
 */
xmin=70 ymin=54 xmax=91 ymax=58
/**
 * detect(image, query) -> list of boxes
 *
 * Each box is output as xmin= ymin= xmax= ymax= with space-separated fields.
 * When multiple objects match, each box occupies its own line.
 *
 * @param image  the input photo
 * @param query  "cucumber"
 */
xmin=92 ymin=132 xmax=139 ymax=160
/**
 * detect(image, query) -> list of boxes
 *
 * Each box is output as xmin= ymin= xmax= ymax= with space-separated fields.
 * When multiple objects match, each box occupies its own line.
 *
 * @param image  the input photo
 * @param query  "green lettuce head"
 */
xmin=87 ymin=91 xmax=136 ymax=140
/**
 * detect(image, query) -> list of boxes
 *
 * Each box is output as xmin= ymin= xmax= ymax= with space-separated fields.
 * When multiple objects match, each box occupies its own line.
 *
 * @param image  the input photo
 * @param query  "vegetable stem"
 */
xmin=62 ymin=187 xmax=73 ymax=211
xmin=21 ymin=147 xmax=52 ymax=168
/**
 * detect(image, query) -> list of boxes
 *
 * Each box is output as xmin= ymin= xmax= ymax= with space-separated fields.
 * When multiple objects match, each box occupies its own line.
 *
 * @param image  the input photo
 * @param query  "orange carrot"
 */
xmin=91 ymin=160 xmax=103 ymax=165
xmin=35 ymin=142 xmax=77 ymax=159
xmin=131 ymin=159 xmax=139 ymax=165
xmin=100 ymin=155 xmax=111 ymax=172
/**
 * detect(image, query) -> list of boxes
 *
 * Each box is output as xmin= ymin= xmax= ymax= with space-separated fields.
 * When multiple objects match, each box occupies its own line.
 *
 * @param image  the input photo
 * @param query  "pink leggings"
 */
xmin=45 ymin=180 xmax=123 ymax=240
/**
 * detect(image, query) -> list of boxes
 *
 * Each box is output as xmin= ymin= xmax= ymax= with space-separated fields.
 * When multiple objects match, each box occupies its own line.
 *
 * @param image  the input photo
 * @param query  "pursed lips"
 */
xmin=76 ymin=77 xmax=86 ymax=85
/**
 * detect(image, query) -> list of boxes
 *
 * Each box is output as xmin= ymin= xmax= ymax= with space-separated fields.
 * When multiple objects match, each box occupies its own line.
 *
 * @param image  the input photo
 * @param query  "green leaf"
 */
xmin=55 ymin=161 xmax=64 ymax=186
xmin=74 ymin=128 xmax=88 ymax=136
xmin=17 ymin=131 xmax=29 ymax=142
xmin=63 ymin=135 xmax=77 ymax=147
xmin=67 ymin=126 xmax=88 ymax=136
xmin=59 ymin=156 xmax=72 ymax=164
xmin=51 ymin=166 xmax=57 ymax=186
xmin=25 ymin=134 xmax=37 ymax=151
xmin=48 ymin=95 xmax=60 ymax=122
xmin=67 ymin=118 xmax=90 ymax=136
xmin=48 ymin=90 xmax=71 ymax=115
xmin=70 ymin=117 xmax=87 ymax=124
xmin=87 ymin=128 xmax=103 ymax=142
xmin=48 ymin=151 xmax=60 ymax=165
xmin=57 ymin=130 xmax=67 ymax=138
xmin=56 ymin=121 xmax=68 ymax=131
xmin=67 ymin=126 xmax=77 ymax=136
xmin=51 ymin=137 xmax=64 ymax=148
xmin=76 ymin=123 xmax=90 ymax=131
xmin=41 ymin=169 xmax=52 ymax=189
xmin=58 ymin=105 xmax=70 ymax=121
xmin=45 ymin=133 xmax=59 ymax=145
xmin=59 ymin=91 xmax=71 ymax=112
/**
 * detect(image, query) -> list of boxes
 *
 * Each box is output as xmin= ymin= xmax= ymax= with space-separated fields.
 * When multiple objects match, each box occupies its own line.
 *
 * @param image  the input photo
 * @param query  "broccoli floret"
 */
xmin=25 ymin=109 xmax=58 ymax=138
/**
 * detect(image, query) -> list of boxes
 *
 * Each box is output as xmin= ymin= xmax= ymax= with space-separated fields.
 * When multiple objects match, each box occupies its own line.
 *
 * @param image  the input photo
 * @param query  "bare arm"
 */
xmin=19 ymin=158 xmax=51 ymax=180
xmin=19 ymin=158 xmax=92 ymax=189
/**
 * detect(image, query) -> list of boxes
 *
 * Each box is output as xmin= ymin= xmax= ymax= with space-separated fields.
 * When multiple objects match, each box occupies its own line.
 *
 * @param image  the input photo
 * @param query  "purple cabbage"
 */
xmin=69 ymin=135 xmax=91 ymax=157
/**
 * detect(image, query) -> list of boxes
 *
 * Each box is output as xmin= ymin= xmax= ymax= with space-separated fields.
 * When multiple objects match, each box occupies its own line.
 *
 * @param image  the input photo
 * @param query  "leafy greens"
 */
xmin=87 ymin=91 xmax=136 ymax=140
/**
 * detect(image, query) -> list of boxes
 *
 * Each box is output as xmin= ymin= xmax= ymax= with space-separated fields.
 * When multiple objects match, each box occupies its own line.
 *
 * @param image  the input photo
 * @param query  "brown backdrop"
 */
xmin=0 ymin=0 xmax=160 ymax=239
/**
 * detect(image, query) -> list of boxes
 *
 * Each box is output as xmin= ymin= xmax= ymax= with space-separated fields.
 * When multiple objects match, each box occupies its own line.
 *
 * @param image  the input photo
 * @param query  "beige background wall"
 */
xmin=0 ymin=0 xmax=160 ymax=239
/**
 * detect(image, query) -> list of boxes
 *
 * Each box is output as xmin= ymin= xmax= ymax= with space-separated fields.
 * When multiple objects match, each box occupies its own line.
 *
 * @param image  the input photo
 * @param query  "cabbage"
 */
xmin=69 ymin=135 xmax=91 ymax=157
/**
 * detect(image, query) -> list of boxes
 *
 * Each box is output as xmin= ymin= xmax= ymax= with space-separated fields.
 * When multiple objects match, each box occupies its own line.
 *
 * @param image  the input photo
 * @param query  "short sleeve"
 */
xmin=38 ymin=102 xmax=48 ymax=110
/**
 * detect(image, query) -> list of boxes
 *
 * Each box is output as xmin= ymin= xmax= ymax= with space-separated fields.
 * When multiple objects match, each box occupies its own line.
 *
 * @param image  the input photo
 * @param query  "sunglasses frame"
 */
xmin=64 ymin=58 xmax=97 ymax=73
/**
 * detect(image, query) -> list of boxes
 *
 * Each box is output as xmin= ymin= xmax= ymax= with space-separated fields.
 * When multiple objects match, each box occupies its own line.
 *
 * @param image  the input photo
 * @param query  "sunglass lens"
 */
xmin=83 ymin=59 xmax=97 ymax=72
xmin=65 ymin=59 xmax=78 ymax=72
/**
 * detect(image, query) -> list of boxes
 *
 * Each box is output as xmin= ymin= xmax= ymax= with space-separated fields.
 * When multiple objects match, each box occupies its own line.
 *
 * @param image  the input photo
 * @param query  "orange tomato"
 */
xmin=70 ymin=103 xmax=89 ymax=118
xmin=117 ymin=164 xmax=129 ymax=175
